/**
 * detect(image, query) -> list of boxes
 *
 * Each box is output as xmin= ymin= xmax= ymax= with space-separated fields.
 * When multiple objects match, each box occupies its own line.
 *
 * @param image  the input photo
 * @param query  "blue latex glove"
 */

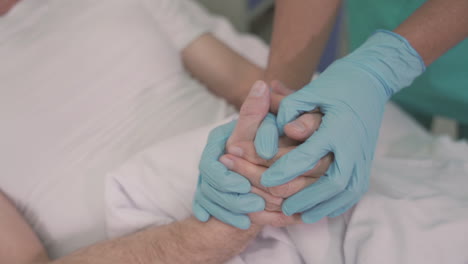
xmin=193 ymin=115 xmax=279 ymax=229
xmin=260 ymin=30 xmax=426 ymax=223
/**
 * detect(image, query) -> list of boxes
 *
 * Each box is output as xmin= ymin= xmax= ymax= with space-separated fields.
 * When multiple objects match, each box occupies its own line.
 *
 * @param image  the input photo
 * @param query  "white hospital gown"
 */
xmin=0 ymin=0 xmax=267 ymax=258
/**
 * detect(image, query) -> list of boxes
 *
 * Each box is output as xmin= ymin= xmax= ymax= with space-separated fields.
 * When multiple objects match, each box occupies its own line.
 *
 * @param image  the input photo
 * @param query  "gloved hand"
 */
xmin=193 ymin=80 xmax=324 ymax=229
xmin=193 ymin=120 xmax=259 ymax=229
xmin=260 ymin=30 xmax=426 ymax=223
xmin=193 ymin=81 xmax=280 ymax=229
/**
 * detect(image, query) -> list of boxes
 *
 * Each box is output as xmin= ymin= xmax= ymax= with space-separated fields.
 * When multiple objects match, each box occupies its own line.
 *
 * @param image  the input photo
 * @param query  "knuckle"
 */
xmin=270 ymin=214 xmax=290 ymax=227
xmin=264 ymin=197 xmax=283 ymax=211
xmin=268 ymin=183 xmax=290 ymax=198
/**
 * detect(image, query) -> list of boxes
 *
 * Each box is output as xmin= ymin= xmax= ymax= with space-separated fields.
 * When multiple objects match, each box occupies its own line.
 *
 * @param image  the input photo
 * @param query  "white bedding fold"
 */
xmin=106 ymin=104 xmax=468 ymax=263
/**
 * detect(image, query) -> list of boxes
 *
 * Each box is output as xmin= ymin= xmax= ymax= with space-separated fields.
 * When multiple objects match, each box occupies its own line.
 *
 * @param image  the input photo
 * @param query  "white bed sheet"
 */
xmin=106 ymin=102 xmax=468 ymax=263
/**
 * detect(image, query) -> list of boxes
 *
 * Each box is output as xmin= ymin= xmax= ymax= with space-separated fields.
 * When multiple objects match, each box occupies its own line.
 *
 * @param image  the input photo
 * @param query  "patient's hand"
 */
xmin=194 ymin=80 xmax=332 ymax=228
xmin=222 ymin=81 xmax=333 ymax=226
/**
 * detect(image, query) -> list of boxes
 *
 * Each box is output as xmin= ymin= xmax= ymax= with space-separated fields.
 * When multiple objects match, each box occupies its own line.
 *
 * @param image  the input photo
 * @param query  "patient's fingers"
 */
xmin=221 ymin=151 xmax=333 ymax=199
xmin=227 ymin=81 xmax=270 ymax=145
xmin=220 ymin=153 xmax=277 ymax=193
xmin=227 ymin=140 xmax=295 ymax=168
xmin=249 ymin=211 xmax=303 ymax=227
xmin=284 ymin=111 xmax=323 ymax=142
xmin=220 ymin=153 xmax=325 ymax=200
xmin=227 ymin=113 xmax=322 ymax=166
xmin=250 ymin=186 xmax=283 ymax=212
xmin=264 ymin=153 xmax=333 ymax=197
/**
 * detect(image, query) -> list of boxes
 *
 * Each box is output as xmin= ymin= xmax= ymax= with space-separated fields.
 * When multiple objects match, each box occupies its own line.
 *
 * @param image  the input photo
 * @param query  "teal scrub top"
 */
xmin=347 ymin=0 xmax=468 ymax=134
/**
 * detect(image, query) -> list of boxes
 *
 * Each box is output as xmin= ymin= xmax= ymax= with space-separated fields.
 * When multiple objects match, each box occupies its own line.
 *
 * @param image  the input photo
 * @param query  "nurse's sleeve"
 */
xmin=141 ymin=0 xmax=214 ymax=52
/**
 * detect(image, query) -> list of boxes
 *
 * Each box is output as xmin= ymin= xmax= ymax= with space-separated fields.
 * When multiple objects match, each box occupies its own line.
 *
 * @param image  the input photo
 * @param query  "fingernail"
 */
xmin=290 ymin=121 xmax=306 ymax=132
xmin=219 ymin=156 xmax=234 ymax=170
xmin=250 ymin=80 xmax=267 ymax=97
xmin=229 ymin=146 xmax=243 ymax=157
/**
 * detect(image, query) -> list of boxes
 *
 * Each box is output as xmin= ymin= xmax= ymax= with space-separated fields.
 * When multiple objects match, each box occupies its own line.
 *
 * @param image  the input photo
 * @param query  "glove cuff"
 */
xmin=345 ymin=30 xmax=426 ymax=99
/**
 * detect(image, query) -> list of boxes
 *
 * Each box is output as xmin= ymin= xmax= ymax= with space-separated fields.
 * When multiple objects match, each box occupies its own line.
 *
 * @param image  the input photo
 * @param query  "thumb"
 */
xmin=227 ymin=80 xmax=271 ymax=145
xmin=276 ymin=89 xmax=318 ymax=134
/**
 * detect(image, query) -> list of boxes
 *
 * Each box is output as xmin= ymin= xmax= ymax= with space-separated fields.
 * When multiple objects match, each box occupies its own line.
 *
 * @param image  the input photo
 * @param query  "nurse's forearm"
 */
xmin=265 ymin=0 xmax=341 ymax=90
xmin=50 ymin=217 xmax=260 ymax=264
xmin=394 ymin=0 xmax=468 ymax=66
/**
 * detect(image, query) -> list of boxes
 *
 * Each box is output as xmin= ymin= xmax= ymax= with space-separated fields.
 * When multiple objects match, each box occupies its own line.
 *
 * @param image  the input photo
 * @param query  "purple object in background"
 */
xmin=317 ymin=7 xmax=343 ymax=72
xmin=248 ymin=0 xmax=264 ymax=10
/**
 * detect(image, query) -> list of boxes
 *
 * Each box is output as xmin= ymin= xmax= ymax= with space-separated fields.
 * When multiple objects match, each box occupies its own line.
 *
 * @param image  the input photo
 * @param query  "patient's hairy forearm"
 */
xmin=394 ymin=0 xmax=468 ymax=66
xmin=182 ymin=33 xmax=263 ymax=109
xmin=50 ymin=217 xmax=260 ymax=264
xmin=265 ymin=0 xmax=341 ymax=90
xmin=0 ymin=191 xmax=49 ymax=264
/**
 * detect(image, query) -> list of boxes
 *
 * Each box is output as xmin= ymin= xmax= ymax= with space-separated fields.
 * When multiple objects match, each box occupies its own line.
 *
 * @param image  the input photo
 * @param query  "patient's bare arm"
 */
xmin=0 ymin=191 xmax=49 ymax=264
xmin=182 ymin=33 xmax=264 ymax=109
xmin=18 ymin=83 xmax=274 ymax=264
xmin=51 ymin=217 xmax=260 ymax=264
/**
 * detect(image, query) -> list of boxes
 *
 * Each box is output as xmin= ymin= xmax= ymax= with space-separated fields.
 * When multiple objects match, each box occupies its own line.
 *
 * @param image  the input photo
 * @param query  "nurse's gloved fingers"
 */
xmin=220 ymin=154 xmax=268 ymax=192
xmin=277 ymin=91 xmax=318 ymax=134
xmin=268 ymin=152 xmax=333 ymax=198
xmin=193 ymin=201 xmax=210 ymax=222
xmin=302 ymin=152 xmax=334 ymax=178
xmin=284 ymin=112 xmax=323 ymax=142
xmin=260 ymin=130 xmax=332 ymax=187
xmin=326 ymin=160 xmax=368 ymax=218
xmin=250 ymin=186 xmax=283 ymax=212
xmin=270 ymin=80 xmax=294 ymax=114
xmin=227 ymin=80 xmax=270 ymax=145
xmin=203 ymin=120 xmax=236 ymax=153
xmin=199 ymin=160 xmax=251 ymax=193
xmin=281 ymin=161 xmax=354 ymax=216
xmin=254 ymin=113 xmax=279 ymax=160
xmin=267 ymin=176 xmax=319 ymax=199
xmin=220 ymin=153 xmax=316 ymax=201
xmin=301 ymin=189 xmax=358 ymax=223
xmin=198 ymin=121 xmax=251 ymax=193
xmin=200 ymin=180 xmax=265 ymax=214
xmin=195 ymin=191 xmax=252 ymax=230
xmin=227 ymin=140 xmax=295 ymax=167
xmin=249 ymin=211 xmax=303 ymax=227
